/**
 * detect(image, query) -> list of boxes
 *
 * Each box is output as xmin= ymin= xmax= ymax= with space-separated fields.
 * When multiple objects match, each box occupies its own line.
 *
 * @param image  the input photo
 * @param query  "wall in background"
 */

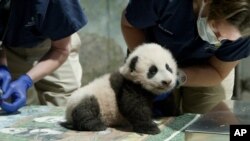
xmin=79 ymin=0 xmax=128 ymax=53
xmin=77 ymin=0 xmax=129 ymax=85
xmin=234 ymin=58 xmax=250 ymax=100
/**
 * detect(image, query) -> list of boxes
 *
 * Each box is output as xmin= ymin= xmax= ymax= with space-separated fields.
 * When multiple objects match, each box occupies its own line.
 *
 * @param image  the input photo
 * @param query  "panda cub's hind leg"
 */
xmin=72 ymin=95 xmax=107 ymax=131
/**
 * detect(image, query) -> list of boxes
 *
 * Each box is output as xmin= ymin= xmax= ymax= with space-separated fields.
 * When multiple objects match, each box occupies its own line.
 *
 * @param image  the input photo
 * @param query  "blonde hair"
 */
xmin=208 ymin=0 xmax=250 ymax=37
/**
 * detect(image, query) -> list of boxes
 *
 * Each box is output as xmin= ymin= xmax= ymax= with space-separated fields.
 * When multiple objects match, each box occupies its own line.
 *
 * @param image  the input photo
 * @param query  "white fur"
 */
xmin=66 ymin=74 xmax=126 ymax=126
xmin=120 ymin=43 xmax=177 ymax=94
xmin=66 ymin=43 xmax=177 ymax=126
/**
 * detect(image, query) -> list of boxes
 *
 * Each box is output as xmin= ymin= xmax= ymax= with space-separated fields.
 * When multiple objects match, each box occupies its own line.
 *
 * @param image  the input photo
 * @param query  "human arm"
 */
xmin=1 ymin=0 xmax=87 ymax=112
xmin=0 ymin=35 xmax=71 ymax=113
xmin=121 ymin=10 xmax=146 ymax=51
xmin=182 ymin=56 xmax=239 ymax=87
xmin=121 ymin=16 xmax=238 ymax=87
xmin=26 ymin=36 xmax=71 ymax=82
xmin=121 ymin=13 xmax=237 ymax=87
xmin=121 ymin=0 xmax=160 ymax=51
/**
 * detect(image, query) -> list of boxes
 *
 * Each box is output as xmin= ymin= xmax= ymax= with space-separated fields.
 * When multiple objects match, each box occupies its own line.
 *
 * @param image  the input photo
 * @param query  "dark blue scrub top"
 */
xmin=125 ymin=0 xmax=250 ymax=67
xmin=0 ymin=0 xmax=87 ymax=47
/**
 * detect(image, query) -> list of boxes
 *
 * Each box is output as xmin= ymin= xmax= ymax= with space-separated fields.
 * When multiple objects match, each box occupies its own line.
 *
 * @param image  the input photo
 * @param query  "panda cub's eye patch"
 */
xmin=166 ymin=64 xmax=173 ymax=73
xmin=147 ymin=65 xmax=158 ymax=78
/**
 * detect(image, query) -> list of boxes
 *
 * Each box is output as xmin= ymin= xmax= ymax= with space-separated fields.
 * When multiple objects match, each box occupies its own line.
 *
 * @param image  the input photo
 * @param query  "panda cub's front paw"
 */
xmin=133 ymin=122 xmax=160 ymax=135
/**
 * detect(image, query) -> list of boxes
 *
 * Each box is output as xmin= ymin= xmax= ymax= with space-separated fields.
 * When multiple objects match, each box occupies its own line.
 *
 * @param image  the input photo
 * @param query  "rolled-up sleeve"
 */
xmin=125 ymin=0 xmax=159 ymax=28
xmin=215 ymin=38 xmax=250 ymax=61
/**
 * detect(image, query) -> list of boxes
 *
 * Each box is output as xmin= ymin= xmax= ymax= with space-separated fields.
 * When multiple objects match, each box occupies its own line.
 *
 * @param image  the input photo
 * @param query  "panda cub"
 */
xmin=65 ymin=43 xmax=177 ymax=135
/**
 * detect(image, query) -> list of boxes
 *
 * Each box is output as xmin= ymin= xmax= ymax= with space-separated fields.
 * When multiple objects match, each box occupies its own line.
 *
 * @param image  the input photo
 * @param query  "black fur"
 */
xmin=165 ymin=64 xmax=173 ymax=73
xmin=110 ymin=72 xmax=160 ymax=134
xmin=129 ymin=56 xmax=138 ymax=72
xmin=109 ymin=71 xmax=124 ymax=95
xmin=147 ymin=65 xmax=158 ymax=79
xmin=71 ymin=71 xmax=170 ymax=134
xmin=72 ymin=96 xmax=107 ymax=131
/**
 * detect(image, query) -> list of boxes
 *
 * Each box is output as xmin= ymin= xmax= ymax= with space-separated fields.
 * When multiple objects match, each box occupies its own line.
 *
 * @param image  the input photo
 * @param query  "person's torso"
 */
xmin=144 ymin=0 xmax=217 ymax=67
xmin=0 ymin=0 xmax=87 ymax=48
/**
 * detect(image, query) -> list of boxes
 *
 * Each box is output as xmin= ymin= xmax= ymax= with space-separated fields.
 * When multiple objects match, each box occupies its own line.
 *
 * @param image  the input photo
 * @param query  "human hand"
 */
xmin=0 ymin=65 xmax=12 ymax=92
xmin=0 ymin=74 xmax=33 ymax=113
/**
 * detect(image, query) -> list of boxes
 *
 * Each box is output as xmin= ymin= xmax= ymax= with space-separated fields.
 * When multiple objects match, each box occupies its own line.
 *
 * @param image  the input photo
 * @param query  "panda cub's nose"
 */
xmin=161 ymin=80 xmax=172 ymax=86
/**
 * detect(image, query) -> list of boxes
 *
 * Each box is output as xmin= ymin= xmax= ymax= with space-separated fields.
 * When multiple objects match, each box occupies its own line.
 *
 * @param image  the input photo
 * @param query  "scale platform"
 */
xmin=185 ymin=100 xmax=250 ymax=141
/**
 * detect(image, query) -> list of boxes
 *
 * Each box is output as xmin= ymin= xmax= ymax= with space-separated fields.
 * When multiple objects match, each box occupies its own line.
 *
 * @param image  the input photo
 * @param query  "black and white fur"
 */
xmin=65 ymin=43 xmax=178 ymax=134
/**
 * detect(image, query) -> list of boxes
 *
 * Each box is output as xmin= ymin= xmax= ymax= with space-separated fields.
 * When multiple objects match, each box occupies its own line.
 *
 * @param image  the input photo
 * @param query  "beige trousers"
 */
xmin=5 ymin=33 xmax=82 ymax=106
xmin=175 ymin=69 xmax=235 ymax=114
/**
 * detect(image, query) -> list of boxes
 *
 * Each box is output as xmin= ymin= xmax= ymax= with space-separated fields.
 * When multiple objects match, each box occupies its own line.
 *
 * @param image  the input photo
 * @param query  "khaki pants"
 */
xmin=175 ymin=69 xmax=235 ymax=114
xmin=5 ymin=33 xmax=82 ymax=106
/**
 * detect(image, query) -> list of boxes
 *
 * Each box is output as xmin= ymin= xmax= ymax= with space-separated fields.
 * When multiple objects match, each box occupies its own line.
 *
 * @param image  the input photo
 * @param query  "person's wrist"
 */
xmin=18 ymin=74 xmax=33 ymax=89
xmin=176 ymin=69 xmax=187 ymax=88
xmin=0 ymin=65 xmax=8 ymax=70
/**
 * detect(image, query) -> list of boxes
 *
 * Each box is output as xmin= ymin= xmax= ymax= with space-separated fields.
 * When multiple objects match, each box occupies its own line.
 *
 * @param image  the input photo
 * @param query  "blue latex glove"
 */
xmin=0 ymin=65 xmax=12 ymax=92
xmin=0 ymin=74 xmax=33 ymax=113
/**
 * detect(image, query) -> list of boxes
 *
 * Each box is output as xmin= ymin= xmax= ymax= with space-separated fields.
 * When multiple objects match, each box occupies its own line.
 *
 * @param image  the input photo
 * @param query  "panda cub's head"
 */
xmin=119 ymin=43 xmax=177 ymax=94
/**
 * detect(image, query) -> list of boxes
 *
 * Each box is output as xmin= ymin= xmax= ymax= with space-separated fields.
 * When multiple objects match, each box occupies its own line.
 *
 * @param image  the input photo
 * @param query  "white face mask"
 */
xmin=197 ymin=0 xmax=220 ymax=45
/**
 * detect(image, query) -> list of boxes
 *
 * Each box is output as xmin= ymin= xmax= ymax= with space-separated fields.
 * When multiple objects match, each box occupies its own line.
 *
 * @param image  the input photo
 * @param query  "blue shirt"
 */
xmin=0 ymin=0 xmax=87 ymax=47
xmin=125 ymin=0 xmax=250 ymax=67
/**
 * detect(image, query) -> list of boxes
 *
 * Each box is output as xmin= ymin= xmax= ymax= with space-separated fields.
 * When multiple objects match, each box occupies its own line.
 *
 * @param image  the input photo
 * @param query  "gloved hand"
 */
xmin=0 ymin=65 xmax=12 ymax=92
xmin=0 ymin=74 xmax=33 ymax=113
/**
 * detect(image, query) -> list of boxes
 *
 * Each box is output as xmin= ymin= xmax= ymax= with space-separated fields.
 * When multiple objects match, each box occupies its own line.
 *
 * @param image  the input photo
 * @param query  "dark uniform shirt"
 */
xmin=125 ymin=0 xmax=250 ymax=67
xmin=0 ymin=0 xmax=87 ymax=47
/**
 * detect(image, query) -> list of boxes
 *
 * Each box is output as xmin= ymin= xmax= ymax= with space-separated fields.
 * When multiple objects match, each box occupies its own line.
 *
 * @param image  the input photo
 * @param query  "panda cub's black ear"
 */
xmin=129 ymin=56 xmax=138 ymax=72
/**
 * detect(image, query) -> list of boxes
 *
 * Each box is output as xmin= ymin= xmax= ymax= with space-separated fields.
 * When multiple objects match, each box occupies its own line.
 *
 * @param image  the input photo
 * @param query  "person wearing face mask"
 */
xmin=121 ymin=0 xmax=250 ymax=115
